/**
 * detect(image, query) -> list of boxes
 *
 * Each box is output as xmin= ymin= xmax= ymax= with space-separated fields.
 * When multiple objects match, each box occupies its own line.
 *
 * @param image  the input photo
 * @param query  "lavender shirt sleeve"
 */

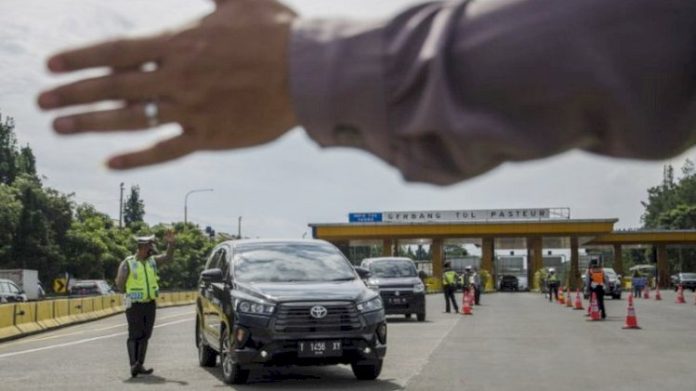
xmin=290 ymin=0 xmax=696 ymax=185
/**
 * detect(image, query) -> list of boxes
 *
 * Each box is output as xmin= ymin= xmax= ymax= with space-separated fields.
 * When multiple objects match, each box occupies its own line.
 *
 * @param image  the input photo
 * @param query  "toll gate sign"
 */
xmin=349 ymin=213 xmax=383 ymax=223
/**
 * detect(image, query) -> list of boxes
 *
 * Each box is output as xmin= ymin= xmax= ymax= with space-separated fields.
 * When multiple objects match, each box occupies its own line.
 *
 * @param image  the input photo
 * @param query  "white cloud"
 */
xmin=0 ymin=0 xmax=692 ymax=239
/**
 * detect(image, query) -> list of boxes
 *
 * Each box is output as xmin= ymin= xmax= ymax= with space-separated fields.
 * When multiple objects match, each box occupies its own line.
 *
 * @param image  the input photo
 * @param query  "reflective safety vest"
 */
xmin=590 ymin=270 xmax=605 ymax=286
xmin=125 ymin=256 xmax=159 ymax=303
xmin=547 ymin=274 xmax=558 ymax=283
xmin=443 ymin=270 xmax=458 ymax=286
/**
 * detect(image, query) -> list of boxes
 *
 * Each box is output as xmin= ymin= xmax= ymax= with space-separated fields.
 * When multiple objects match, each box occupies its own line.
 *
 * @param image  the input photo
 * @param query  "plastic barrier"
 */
xmin=0 ymin=304 xmax=21 ymax=340
xmin=0 ymin=291 xmax=197 ymax=343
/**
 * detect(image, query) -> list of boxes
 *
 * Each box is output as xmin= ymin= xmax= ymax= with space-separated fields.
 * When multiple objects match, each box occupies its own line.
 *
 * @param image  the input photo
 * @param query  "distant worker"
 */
xmin=471 ymin=267 xmax=482 ymax=305
xmin=442 ymin=262 xmax=459 ymax=313
xmin=460 ymin=266 xmax=473 ymax=298
xmin=631 ymin=271 xmax=644 ymax=298
xmin=586 ymin=259 xmax=609 ymax=319
xmin=116 ymin=231 xmax=175 ymax=377
xmin=546 ymin=268 xmax=560 ymax=303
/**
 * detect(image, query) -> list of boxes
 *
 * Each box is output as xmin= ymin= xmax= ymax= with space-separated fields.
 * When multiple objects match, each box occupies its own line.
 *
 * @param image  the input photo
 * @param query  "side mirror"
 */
xmin=201 ymin=268 xmax=224 ymax=284
xmin=355 ymin=267 xmax=371 ymax=280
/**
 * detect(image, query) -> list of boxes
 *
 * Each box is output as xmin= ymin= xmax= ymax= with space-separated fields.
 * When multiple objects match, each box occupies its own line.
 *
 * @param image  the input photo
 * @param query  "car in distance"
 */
xmin=671 ymin=272 xmax=696 ymax=291
xmin=196 ymin=239 xmax=387 ymax=384
xmin=68 ymin=280 xmax=115 ymax=296
xmin=582 ymin=267 xmax=622 ymax=299
xmin=498 ymin=275 xmax=519 ymax=291
xmin=360 ymin=257 xmax=426 ymax=321
xmin=0 ymin=278 xmax=28 ymax=303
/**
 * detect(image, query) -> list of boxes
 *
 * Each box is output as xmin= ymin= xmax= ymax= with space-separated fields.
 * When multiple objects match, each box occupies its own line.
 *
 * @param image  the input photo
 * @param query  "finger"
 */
xmin=47 ymin=36 xmax=164 ymax=73
xmin=38 ymin=70 xmax=164 ymax=109
xmin=107 ymin=135 xmax=196 ymax=170
xmin=53 ymin=101 xmax=177 ymax=133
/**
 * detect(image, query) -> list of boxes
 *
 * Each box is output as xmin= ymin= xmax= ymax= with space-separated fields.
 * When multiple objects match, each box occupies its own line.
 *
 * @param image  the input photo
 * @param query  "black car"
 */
xmin=498 ymin=275 xmax=519 ymax=291
xmin=360 ymin=257 xmax=426 ymax=321
xmin=671 ymin=273 xmax=696 ymax=291
xmin=196 ymin=239 xmax=387 ymax=384
xmin=0 ymin=278 xmax=28 ymax=303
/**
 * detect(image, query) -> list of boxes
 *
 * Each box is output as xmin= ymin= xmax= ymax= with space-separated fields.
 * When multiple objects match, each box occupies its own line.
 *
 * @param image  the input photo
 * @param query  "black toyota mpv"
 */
xmin=195 ymin=239 xmax=387 ymax=384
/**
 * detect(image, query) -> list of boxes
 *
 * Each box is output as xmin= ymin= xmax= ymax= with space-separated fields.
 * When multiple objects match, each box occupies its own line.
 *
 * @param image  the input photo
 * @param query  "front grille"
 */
xmin=379 ymin=289 xmax=415 ymax=299
xmin=274 ymin=302 xmax=362 ymax=333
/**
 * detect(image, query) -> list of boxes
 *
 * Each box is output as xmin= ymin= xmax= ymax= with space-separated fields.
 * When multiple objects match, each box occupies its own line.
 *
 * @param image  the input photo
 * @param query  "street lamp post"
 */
xmin=184 ymin=188 xmax=214 ymax=225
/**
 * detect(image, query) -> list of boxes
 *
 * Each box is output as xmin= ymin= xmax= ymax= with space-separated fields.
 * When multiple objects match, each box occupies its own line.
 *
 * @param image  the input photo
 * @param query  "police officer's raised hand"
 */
xmin=38 ymin=0 xmax=298 ymax=170
xmin=164 ymin=230 xmax=176 ymax=246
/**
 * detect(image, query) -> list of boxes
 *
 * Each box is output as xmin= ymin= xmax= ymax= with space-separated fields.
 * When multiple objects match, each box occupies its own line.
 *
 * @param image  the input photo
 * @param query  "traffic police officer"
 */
xmin=442 ymin=262 xmax=459 ymax=313
xmin=546 ymin=268 xmax=560 ymax=302
xmin=586 ymin=259 xmax=609 ymax=319
xmin=116 ymin=231 xmax=175 ymax=377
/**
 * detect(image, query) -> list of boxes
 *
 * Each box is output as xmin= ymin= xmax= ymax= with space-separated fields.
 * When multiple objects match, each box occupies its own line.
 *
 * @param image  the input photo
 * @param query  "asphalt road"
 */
xmin=1 ymin=290 xmax=695 ymax=390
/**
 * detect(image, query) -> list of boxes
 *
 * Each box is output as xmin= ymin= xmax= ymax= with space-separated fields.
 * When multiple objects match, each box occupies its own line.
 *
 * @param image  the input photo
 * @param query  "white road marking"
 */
xmin=0 ymin=318 xmax=193 ymax=359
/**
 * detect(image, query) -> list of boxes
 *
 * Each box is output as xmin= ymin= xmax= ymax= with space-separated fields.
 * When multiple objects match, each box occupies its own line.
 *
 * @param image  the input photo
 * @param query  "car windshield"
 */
xmin=604 ymin=269 xmax=617 ymax=278
xmin=233 ymin=242 xmax=356 ymax=283
xmin=681 ymin=273 xmax=696 ymax=279
xmin=369 ymin=260 xmax=417 ymax=278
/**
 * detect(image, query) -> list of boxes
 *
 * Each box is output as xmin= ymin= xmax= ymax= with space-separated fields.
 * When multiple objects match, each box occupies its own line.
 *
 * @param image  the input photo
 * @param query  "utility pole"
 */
xmin=184 ymin=188 xmax=214 ymax=225
xmin=119 ymin=182 xmax=124 ymax=228
xmin=238 ymin=216 xmax=242 ymax=239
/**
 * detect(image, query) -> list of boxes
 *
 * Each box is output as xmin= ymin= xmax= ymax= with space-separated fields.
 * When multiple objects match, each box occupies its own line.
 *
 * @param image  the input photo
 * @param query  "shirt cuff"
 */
xmin=289 ymin=18 xmax=393 ymax=161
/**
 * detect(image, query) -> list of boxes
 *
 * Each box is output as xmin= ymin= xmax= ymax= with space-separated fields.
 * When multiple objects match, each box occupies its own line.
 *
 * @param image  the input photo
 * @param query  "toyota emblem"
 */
xmin=310 ymin=305 xmax=328 ymax=319
xmin=395 ymin=291 xmax=400 ymax=296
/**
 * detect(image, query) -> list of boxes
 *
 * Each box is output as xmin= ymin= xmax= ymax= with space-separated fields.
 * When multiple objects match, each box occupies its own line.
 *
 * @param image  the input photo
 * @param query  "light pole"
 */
xmin=184 ymin=188 xmax=213 ymax=225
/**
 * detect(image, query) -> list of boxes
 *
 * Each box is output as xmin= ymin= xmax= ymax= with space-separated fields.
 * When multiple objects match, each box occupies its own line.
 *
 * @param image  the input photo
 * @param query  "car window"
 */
xmin=233 ymin=242 xmax=356 ymax=283
xmin=681 ymin=273 xmax=696 ymax=279
xmin=0 ymin=282 xmax=7 ymax=294
xmin=368 ymin=260 xmax=417 ymax=278
xmin=7 ymin=282 xmax=20 ymax=294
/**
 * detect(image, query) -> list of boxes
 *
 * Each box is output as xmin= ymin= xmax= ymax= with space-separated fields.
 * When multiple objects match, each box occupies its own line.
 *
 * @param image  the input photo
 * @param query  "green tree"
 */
xmin=124 ymin=185 xmax=145 ymax=227
xmin=0 ymin=114 xmax=18 ymax=185
xmin=0 ymin=183 xmax=21 ymax=263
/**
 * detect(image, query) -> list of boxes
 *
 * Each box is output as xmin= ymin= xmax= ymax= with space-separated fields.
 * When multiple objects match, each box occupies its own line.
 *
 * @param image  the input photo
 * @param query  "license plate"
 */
xmin=298 ymin=340 xmax=342 ymax=357
xmin=389 ymin=297 xmax=406 ymax=304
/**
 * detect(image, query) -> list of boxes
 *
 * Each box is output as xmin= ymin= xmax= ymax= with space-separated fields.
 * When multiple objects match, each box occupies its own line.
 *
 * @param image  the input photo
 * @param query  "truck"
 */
xmin=0 ymin=269 xmax=41 ymax=300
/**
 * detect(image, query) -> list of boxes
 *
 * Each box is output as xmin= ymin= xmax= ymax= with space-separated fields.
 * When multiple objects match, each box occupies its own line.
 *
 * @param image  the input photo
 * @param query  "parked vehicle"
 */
xmin=498 ymin=275 xmax=519 ymax=291
xmin=582 ymin=267 xmax=622 ymax=299
xmin=671 ymin=273 xmax=696 ymax=291
xmin=0 ymin=278 xmax=28 ymax=303
xmin=68 ymin=280 xmax=115 ymax=296
xmin=0 ymin=269 xmax=40 ymax=300
xmin=360 ymin=257 xmax=426 ymax=321
xmin=196 ymin=239 xmax=387 ymax=384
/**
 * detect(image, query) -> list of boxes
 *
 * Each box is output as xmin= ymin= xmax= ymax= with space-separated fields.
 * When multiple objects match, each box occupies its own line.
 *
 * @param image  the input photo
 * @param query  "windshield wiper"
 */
xmin=329 ymin=277 xmax=355 ymax=281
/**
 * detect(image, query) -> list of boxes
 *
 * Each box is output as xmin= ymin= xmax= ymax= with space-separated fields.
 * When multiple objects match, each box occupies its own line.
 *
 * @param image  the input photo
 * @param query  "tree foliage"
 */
xmin=123 ymin=185 xmax=145 ymax=227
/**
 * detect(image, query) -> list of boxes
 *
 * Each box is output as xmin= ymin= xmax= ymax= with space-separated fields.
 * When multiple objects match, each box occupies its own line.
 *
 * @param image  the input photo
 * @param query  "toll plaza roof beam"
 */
xmin=309 ymin=219 xmax=617 ymax=241
xmin=587 ymin=230 xmax=696 ymax=245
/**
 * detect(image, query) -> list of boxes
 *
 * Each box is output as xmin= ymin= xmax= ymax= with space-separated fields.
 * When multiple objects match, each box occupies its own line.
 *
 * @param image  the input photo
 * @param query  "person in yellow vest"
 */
xmin=586 ymin=259 xmax=609 ymax=319
xmin=116 ymin=231 xmax=175 ymax=377
xmin=442 ymin=262 xmax=459 ymax=313
xmin=546 ymin=268 xmax=560 ymax=303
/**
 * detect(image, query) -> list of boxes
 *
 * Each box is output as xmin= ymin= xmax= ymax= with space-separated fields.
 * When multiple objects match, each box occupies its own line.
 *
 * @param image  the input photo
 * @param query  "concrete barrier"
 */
xmin=0 ymin=304 xmax=21 ymax=340
xmin=0 ymin=291 xmax=197 ymax=343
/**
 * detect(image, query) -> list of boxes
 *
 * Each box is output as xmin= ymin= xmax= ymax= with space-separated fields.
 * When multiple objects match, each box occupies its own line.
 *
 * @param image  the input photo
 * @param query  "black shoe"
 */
xmin=130 ymin=365 xmax=139 ymax=378
xmin=135 ymin=364 xmax=154 ymax=375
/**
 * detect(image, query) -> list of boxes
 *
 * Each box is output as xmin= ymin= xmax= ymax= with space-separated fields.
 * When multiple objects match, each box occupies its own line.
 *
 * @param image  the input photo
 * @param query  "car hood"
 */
xmin=234 ymin=279 xmax=374 ymax=303
xmin=367 ymin=277 xmax=420 ymax=287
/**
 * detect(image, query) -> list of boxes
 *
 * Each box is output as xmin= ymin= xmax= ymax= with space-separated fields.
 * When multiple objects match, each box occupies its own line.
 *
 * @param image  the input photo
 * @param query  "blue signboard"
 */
xmin=349 ymin=213 xmax=383 ymax=223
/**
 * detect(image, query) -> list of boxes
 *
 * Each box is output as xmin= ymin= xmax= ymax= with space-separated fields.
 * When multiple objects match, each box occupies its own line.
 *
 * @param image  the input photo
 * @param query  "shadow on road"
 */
xmin=203 ymin=365 xmax=402 ymax=390
xmin=123 ymin=374 xmax=189 ymax=386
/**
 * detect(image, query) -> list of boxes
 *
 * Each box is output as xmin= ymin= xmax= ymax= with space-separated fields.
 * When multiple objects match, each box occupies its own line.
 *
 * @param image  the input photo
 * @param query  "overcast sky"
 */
xmin=1 ymin=0 xmax=693 ymax=239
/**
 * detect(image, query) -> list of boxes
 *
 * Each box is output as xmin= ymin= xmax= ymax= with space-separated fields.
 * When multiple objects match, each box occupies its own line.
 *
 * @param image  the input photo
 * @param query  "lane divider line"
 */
xmin=0 ymin=318 xmax=193 ymax=359
xmin=0 ymin=310 xmax=194 ymax=348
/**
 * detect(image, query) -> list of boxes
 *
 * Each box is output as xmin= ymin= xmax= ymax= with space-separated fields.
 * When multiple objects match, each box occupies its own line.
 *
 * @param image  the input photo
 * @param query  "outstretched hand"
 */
xmin=164 ymin=229 xmax=176 ymax=245
xmin=38 ymin=0 xmax=298 ymax=170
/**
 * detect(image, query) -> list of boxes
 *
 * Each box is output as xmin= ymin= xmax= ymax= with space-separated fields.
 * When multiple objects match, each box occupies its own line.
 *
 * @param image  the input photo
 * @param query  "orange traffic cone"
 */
xmin=676 ymin=284 xmax=686 ymax=304
xmin=654 ymin=286 xmax=662 ymax=301
xmin=622 ymin=293 xmax=641 ymax=329
xmin=574 ymin=289 xmax=584 ymax=310
xmin=558 ymin=287 xmax=565 ymax=304
xmin=643 ymin=286 xmax=650 ymax=299
xmin=585 ymin=293 xmax=592 ymax=317
xmin=566 ymin=287 xmax=573 ymax=308
xmin=588 ymin=292 xmax=601 ymax=321
xmin=461 ymin=290 xmax=473 ymax=315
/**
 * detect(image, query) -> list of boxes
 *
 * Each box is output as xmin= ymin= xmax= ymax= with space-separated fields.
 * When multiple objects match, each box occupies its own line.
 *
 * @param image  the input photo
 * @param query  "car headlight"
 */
xmin=235 ymin=299 xmax=275 ymax=315
xmin=357 ymin=296 xmax=383 ymax=313
xmin=413 ymin=281 xmax=425 ymax=293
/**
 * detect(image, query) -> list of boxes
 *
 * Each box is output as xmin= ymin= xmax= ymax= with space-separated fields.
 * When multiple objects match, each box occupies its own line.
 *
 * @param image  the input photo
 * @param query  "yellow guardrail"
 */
xmin=0 ymin=291 xmax=197 ymax=343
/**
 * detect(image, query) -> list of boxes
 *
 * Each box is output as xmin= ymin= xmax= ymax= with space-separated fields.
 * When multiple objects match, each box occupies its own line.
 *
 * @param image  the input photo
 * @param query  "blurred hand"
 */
xmin=164 ymin=230 xmax=176 ymax=245
xmin=38 ymin=0 xmax=298 ymax=170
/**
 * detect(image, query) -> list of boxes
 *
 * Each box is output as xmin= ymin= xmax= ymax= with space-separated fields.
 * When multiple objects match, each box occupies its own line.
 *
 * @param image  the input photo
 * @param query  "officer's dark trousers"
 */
xmin=548 ymin=284 xmax=559 ymax=302
xmin=591 ymin=286 xmax=606 ymax=318
xmin=474 ymin=286 xmax=481 ymax=305
xmin=126 ymin=301 xmax=156 ymax=366
xmin=443 ymin=285 xmax=459 ymax=313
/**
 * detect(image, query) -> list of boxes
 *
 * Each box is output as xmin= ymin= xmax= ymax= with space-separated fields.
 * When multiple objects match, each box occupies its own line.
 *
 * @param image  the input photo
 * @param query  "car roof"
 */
xmin=223 ymin=238 xmax=331 ymax=248
xmin=362 ymin=257 xmax=413 ymax=263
